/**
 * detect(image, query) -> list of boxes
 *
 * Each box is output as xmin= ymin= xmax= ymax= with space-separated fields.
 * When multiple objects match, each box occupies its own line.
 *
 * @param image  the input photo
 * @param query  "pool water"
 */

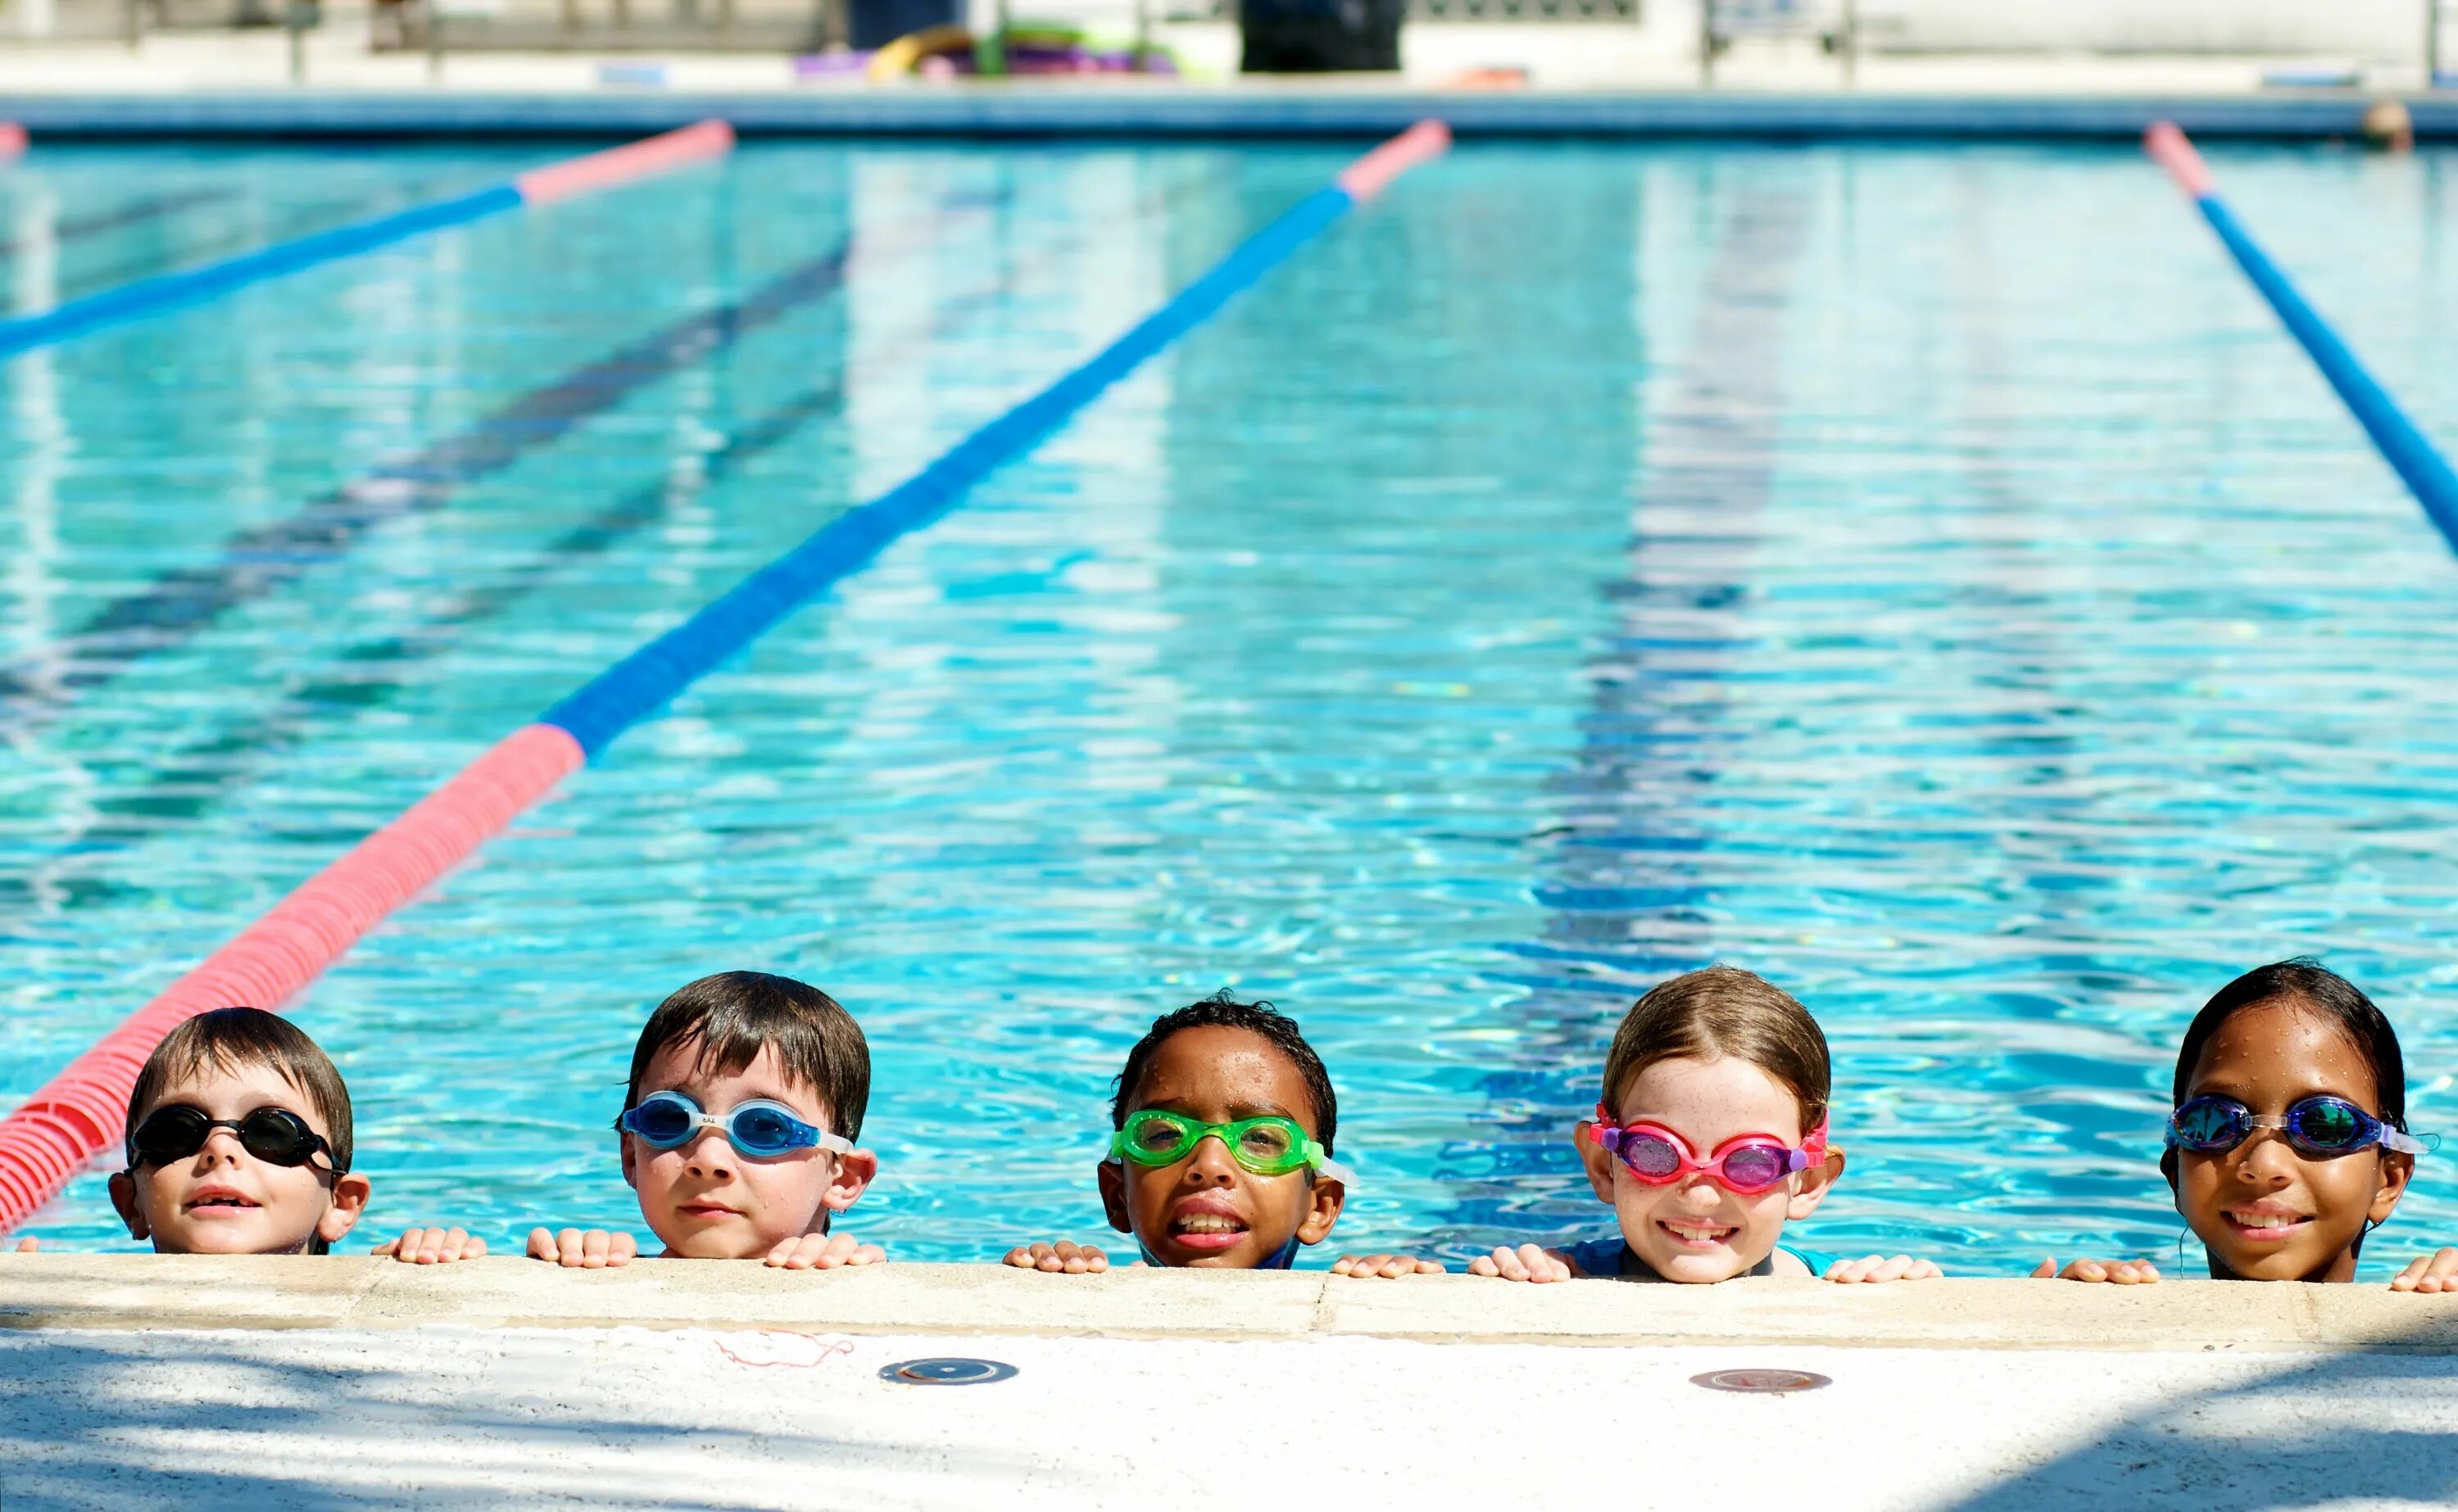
xmin=3 ymin=139 xmax=2455 ymax=1275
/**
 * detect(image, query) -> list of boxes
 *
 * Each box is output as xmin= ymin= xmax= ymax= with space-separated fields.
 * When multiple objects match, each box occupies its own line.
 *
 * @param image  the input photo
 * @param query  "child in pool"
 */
xmin=2038 ymin=959 xmax=2458 ymax=1290
xmin=101 ymin=1007 xmax=374 ymax=1256
xmin=1003 ymin=991 xmax=1350 ymax=1272
xmin=519 ymin=971 xmax=885 ymax=1270
xmin=1336 ymin=966 xmax=1939 ymax=1283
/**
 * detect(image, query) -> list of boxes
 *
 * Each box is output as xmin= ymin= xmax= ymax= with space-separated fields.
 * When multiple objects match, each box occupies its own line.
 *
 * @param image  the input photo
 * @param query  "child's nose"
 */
xmin=2236 ymin=1130 xmax=2299 ymax=1180
xmin=682 ymin=1129 xmax=736 ymax=1175
xmin=198 ymin=1128 xmax=246 ymax=1164
xmin=1183 ymin=1136 xmax=1240 ymax=1184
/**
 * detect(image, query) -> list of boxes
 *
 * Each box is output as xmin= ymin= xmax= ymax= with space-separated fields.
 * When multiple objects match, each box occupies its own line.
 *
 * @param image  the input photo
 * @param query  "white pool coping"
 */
xmin=7 ymin=1254 xmax=2458 ymax=1351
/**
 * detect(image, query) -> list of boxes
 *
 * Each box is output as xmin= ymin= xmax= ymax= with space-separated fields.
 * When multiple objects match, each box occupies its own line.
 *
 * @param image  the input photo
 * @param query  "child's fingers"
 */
xmin=456 ymin=1231 xmax=488 ymax=1261
xmin=14 ymin=1237 xmax=37 ymax=1252
xmin=2397 ymin=1248 xmax=2458 ymax=1292
xmin=1054 ymin=1241 xmax=1102 ymax=1273
xmin=372 ymin=1235 xmax=403 ymax=1258
xmin=2029 ymin=1257 xmax=2056 ymax=1279
xmin=524 ymin=1228 xmax=558 ymax=1261
xmin=2108 ymin=1259 xmax=2159 ymax=1285
xmin=1485 ymin=1247 xmax=1530 ymax=1282
xmin=1466 ymin=1253 xmax=1501 ymax=1278
xmin=850 ymin=1243 xmax=886 ymax=1265
xmin=2068 ymin=1259 xmax=2107 ymax=1283
xmin=1001 ymin=1244 xmax=1041 ymax=1268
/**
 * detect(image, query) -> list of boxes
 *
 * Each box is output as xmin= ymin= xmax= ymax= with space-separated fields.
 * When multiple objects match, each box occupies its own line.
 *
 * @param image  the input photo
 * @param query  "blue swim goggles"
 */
xmin=2166 ymin=1094 xmax=2429 ymax=1160
xmin=617 ymin=1090 xmax=852 ymax=1159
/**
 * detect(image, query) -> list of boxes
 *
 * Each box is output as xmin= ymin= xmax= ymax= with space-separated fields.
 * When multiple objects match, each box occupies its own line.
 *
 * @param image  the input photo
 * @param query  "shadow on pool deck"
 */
xmin=0 ymin=1326 xmax=1032 ymax=1510
xmin=1943 ymin=1329 xmax=2458 ymax=1510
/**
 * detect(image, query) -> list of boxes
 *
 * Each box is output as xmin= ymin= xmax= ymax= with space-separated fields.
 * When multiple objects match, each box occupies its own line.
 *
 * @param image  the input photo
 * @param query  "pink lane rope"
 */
xmin=0 ymin=725 xmax=582 ymax=1225
xmin=515 ymin=119 xmax=736 ymax=206
xmin=0 ymin=124 xmax=27 ymax=162
xmin=1335 ymin=120 xmax=1452 ymax=203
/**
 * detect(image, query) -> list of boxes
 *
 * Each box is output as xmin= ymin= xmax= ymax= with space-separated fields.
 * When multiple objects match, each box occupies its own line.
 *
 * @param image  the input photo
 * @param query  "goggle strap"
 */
xmin=1313 ymin=1155 xmax=1359 ymax=1187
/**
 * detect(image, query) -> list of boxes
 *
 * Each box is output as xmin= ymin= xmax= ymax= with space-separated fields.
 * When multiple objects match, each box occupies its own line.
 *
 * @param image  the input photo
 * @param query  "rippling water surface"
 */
xmin=3 ymin=140 xmax=2456 ymax=1274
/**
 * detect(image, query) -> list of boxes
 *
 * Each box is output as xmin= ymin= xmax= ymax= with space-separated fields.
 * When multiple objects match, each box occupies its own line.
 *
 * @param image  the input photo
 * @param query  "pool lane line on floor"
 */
xmin=0 ymin=229 xmax=864 ymax=739
xmin=0 ymin=119 xmax=1453 ymax=1230
xmin=0 ymin=167 xmax=1210 ymax=917
xmin=2147 ymin=122 xmax=2458 ymax=551
xmin=0 ymin=118 xmax=731 ymax=365
xmin=0 ymin=187 xmax=238 ymax=267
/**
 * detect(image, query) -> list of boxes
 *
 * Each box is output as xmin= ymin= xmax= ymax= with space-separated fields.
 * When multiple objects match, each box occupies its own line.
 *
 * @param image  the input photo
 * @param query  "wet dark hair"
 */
xmin=125 ymin=1007 xmax=354 ymax=1174
xmin=626 ymin=972 xmax=871 ymax=1142
xmin=1110 ymin=990 xmax=1338 ymax=1154
xmin=2170 ymin=959 xmax=2407 ymax=1130
xmin=123 ymin=1007 xmax=353 ymax=1256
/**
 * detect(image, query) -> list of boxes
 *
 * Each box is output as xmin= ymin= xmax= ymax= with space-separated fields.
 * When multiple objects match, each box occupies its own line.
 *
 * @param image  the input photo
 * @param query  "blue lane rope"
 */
xmin=0 ymin=185 xmax=523 ymax=361
xmin=2190 ymin=196 xmax=2458 ymax=550
xmin=541 ymin=183 xmax=1361 ymax=758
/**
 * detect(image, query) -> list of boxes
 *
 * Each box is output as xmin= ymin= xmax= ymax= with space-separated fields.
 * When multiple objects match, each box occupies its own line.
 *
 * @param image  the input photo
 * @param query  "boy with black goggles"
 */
xmin=99 ymin=1008 xmax=376 ymax=1257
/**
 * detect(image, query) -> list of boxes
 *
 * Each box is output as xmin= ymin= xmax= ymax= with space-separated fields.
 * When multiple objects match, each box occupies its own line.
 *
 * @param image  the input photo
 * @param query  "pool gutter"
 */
xmin=2 ymin=88 xmax=2456 ymax=141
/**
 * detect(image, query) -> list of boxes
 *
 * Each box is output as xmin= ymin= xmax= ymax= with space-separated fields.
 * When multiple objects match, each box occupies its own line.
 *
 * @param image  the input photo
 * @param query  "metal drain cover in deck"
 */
xmin=1690 ymin=1369 xmax=1830 ymax=1395
xmin=881 ymin=1357 xmax=1019 ymax=1386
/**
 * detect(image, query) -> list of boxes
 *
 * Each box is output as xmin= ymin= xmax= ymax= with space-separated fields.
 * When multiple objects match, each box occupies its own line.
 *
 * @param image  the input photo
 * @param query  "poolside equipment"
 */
xmin=2165 ymin=1094 xmax=2429 ymax=1159
xmin=1590 ymin=1108 xmax=1828 ymax=1194
xmin=618 ymin=1092 xmax=855 ymax=1158
xmin=125 ymin=1105 xmax=337 ymax=1173
xmin=0 ymin=119 xmax=734 ymax=364
xmin=2146 ymin=121 xmax=2458 ymax=550
xmin=882 ymin=1358 xmax=1019 ymax=1384
xmin=1109 ymin=1109 xmax=1358 ymax=1184
xmin=0 ymin=119 xmax=1451 ymax=1236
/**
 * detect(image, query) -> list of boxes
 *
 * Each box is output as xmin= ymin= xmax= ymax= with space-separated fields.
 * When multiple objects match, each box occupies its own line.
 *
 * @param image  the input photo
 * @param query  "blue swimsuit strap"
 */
xmin=1137 ymin=1234 xmax=1302 ymax=1270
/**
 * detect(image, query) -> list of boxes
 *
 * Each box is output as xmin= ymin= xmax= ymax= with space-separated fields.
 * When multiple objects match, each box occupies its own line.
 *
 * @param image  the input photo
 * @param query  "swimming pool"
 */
xmin=2 ymin=138 xmax=2454 ymax=1274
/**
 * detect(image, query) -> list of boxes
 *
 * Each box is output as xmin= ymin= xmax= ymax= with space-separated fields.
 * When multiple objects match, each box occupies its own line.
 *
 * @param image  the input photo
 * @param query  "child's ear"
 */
xmin=107 ymin=1171 xmax=149 ymax=1243
xmin=2370 ymin=1150 xmax=2416 ymax=1225
xmin=1574 ymin=1122 xmax=1617 ymax=1206
xmin=318 ymin=1173 xmax=373 ymax=1247
xmin=1785 ymin=1146 xmax=1846 ymax=1221
xmin=619 ymin=1134 xmax=639 ymax=1193
xmin=1097 ymin=1160 xmax=1132 ymax=1234
xmin=1295 ymin=1174 xmax=1345 ymax=1247
xmin=823 ymin=1148 xmax=878 ymax=1214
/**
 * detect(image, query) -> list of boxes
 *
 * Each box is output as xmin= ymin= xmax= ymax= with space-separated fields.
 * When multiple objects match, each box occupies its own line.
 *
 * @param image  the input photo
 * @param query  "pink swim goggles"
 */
xmin=1590 ymin=1105 xmax=1829 ymax=1195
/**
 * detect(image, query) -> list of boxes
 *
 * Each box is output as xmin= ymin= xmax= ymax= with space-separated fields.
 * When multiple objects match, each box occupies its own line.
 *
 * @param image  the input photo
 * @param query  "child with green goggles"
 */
xmin=1003 ymin=991 xmax=1354 ymax=1272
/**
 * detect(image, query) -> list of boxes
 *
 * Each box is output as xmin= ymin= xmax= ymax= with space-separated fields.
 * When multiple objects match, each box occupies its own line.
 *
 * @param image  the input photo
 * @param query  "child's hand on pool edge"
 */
xmin=374 ymin=1226 xmax=488 ymax=1264
xmin=1466 ymin=1243 xmax=1576 ymax=1283
xmin=1821 ymin=1254 xmax=1943 ymax=1283
xmin=1330 ymin=1253 xmax=1445 ymax=1279
xmin=764 ymin=1233 xmax=884 ymax=1270
xmin=1003 ymin=1240 xmax=1109 ymax=1274
xmin=2029 ymin=1256 xmax=2161 ymax=1283
xmin=2388 ymin=1248 xmax=2458 ymax=1292
xmin=526 ymin=1227 xmax=638 ymax=1268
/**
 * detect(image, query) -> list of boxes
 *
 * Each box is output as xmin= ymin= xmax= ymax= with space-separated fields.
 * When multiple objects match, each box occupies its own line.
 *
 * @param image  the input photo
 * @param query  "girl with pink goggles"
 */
xmin=1590 ymin=1104 xmax=1830 ymax=1195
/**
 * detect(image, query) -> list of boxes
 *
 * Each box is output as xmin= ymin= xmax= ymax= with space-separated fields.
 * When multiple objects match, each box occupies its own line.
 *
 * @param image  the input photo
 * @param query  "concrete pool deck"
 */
xmin=6 ymin=1259 xmax=2458 ymax=1508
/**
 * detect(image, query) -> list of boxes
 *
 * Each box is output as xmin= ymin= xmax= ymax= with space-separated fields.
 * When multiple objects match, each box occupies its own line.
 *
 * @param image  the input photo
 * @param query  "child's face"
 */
xmin=107 ymin=1060 xmax=368 ymax=1255
xmin=619 ymin=1039 xmax=876 ymax=1259
xmin=2172 ymin=998 xmax=2411 ymax=1282
xmin=1576 ymin=1054 xmax=1838 ymax=1283
xmin=1098 ymin=1025 xmax=1344 ymax=1269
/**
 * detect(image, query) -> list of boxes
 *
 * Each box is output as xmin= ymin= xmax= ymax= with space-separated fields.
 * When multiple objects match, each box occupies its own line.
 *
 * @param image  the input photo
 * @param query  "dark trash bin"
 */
xmin=1240 ymin=0 xmax=1402 ymax=72
xmin=849 ymin=0 xmax=960 ymax=49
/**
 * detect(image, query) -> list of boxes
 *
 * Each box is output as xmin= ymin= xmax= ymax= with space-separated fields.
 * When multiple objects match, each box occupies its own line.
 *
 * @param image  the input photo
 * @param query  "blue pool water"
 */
xmin=2 ymin=140 xmax=2456 ymax=1275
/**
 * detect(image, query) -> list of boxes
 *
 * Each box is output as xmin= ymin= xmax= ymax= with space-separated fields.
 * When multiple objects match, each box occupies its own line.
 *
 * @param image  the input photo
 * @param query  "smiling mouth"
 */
xmin=1656 ymin=1220 xmax=1738 ymax=1249
xmin=1170 ymin=1212 xmax=1249 ymax=1251
xmin=677 ymin=1203 xmax=740 ymax=1221
xmin=2224 ymin=1210 xmax=2312 ymax=1239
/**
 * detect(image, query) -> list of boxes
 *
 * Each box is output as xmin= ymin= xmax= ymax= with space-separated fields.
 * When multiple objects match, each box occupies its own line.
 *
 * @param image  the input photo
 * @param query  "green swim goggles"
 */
xmin=1108 ymin=1108 xmax=1358 ymax=1185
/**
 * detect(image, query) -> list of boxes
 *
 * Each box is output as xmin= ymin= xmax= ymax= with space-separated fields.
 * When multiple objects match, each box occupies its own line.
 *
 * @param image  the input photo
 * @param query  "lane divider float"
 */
xmin=0 ymin=118 xmax=734 ymax=364
xmin=0 ymin=124 xmax=26 ymax=162
xmin=0 ymin=119 xmax=1453 ymax=1232
xmin=2147 ymin=121 xmax=2458 ymax=550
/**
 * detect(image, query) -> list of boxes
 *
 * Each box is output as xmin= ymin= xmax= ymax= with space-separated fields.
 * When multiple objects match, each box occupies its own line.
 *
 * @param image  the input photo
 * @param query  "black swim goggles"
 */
xmin=2165 ymin=1094 xmax=2429 ymax=1160
xmin=125 ymin=1104 xmax=339 ymax=1173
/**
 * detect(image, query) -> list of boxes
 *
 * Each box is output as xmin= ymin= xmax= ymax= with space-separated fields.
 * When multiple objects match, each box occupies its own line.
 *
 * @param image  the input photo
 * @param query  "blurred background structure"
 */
xmin=0 ymin=0 xmax=2451 ymax=85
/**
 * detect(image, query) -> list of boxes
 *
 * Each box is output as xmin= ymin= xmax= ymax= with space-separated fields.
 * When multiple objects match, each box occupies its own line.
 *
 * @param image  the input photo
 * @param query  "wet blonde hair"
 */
xmin=1599 ymin=966 xmax=1830 ymax=1130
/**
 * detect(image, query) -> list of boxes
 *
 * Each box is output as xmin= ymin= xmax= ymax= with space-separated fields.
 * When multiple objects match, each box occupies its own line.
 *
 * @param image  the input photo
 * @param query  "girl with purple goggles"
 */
xmin=1590 ymin=1104 xmax=1829 ymax=1196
